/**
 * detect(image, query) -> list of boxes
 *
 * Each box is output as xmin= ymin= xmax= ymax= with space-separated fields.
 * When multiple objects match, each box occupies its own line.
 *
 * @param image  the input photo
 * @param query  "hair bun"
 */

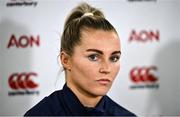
xmin=64 ymin=3 xmax=104 ymax=28
xmin=81 ymin=12 xmax=94 ymax=17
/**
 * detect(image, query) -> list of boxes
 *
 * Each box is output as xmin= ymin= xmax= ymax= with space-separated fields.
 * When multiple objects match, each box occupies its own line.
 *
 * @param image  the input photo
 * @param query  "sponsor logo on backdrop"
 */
xmin=129 ymin=29 xmax=160 ymax=42
xmin=7 ymin=34 xmax=40 ymax=48
xmin=129 ymin=66 xmax=159 ymax=89
xmin=6 ymin=0 xmax=38 ymax=7
xmin=8 ymin=72 xmax=39 ymax=96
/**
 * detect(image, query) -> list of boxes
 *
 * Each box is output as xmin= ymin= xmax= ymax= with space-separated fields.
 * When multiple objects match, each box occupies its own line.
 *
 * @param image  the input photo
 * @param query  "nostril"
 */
xmin=99 ymin=68 xmax=110 ymax=74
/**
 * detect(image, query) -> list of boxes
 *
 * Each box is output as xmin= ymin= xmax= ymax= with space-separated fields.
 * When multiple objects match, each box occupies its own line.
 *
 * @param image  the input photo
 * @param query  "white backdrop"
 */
xmin=0 ymin=0 xmax=180 ymax=116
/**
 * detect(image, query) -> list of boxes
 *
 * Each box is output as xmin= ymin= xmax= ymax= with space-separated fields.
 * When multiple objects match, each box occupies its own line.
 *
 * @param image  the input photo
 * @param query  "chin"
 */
xmin=91 ymin=87 xmax=110 ymax=96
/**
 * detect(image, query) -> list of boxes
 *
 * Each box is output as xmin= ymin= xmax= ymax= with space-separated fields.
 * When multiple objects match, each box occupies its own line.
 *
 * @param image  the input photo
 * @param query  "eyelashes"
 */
xmin=110 ymin=55 xmax=120 ymax=62
xmin=87 ymin=54 xmax=120 ymax=62
xmin=88 ymin=54 xmax=99 ymax=61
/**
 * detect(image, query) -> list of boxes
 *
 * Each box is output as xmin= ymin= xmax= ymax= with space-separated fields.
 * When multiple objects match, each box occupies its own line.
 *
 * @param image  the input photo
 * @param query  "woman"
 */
xmin=24 ymin=3 xmax=136 ymax=116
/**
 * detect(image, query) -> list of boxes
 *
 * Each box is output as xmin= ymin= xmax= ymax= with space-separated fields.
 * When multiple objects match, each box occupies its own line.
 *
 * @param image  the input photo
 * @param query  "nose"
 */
xmin=99 ymin=60 xmax=111 ymax=74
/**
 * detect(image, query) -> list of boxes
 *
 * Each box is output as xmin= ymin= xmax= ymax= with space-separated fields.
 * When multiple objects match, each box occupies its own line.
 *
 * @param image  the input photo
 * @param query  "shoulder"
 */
xmin=24 ymin=90 xmax=64 ymax=116
xmin=105 ymin=96 xmax=136 ymax=116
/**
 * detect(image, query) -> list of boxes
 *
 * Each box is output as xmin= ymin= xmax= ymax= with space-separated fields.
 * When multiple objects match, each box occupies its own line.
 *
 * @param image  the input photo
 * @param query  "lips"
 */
xmin=96 ymin=79 xmax=111 ymax=85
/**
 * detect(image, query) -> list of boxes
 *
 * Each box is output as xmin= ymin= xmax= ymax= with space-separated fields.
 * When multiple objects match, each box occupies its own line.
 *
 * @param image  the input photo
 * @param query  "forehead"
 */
xmin=79 ymin=28 xmax=121 ymax=51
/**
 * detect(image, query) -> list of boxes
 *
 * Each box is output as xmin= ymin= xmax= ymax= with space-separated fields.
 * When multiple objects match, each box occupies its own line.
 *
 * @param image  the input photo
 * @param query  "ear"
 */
xmin=60 ymin=51 xmax=71 ymax=71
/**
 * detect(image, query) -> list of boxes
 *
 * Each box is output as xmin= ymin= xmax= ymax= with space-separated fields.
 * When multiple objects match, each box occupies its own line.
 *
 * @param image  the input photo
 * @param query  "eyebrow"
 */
xmin=86 ymin=49 xmax=121 ymax=55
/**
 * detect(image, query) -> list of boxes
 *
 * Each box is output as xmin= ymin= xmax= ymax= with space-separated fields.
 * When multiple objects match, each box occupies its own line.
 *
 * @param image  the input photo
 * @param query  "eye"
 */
xmin=110 ymin=55 xmax=120 ymax=62
xmin=88 ymin=54 xmax=99 ymax=61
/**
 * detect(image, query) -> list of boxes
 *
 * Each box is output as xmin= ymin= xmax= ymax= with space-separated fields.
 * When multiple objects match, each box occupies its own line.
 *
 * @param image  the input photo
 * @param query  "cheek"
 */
xmin=111 ymin=64 xmax=120 ymax=79
xmin=72 ymin=58 xmax=98 ymax=79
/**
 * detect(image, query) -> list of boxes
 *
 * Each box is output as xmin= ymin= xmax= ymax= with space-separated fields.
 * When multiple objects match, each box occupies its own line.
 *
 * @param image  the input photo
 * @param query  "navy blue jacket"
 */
xmin=24 ymin=84 xmax=136 ymax=116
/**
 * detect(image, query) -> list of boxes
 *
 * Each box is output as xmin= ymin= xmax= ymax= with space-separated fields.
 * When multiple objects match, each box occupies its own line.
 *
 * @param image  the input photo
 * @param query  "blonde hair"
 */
xmin=61 ymin=3 xmax=117 ymax=56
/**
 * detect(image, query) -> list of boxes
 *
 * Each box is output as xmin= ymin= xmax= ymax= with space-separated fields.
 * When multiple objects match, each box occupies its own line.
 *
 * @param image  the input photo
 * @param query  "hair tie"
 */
xmin=82 ymin=12 xmax=94 ymax=17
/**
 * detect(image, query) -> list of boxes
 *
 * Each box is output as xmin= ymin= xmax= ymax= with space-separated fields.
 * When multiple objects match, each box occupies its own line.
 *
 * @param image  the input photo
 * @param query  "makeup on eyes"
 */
xmin=86 ymin=50 xmax=121 ymax=63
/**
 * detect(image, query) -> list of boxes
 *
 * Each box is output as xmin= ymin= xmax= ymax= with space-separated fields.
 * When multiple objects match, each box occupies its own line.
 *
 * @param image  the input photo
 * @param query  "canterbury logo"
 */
xmin=130 ymin=66 xmax=158 ymax=83
xmin=8 ymin=72 xmax=38 ymax=90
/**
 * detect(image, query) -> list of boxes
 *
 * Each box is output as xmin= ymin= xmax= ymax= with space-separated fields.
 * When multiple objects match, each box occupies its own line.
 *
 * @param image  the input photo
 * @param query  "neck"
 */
xmin=66 ymin=82 xmax=102 ymax=107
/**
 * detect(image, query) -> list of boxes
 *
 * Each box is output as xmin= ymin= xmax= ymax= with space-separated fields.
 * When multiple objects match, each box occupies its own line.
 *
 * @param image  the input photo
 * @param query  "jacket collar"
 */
xmin=62 ymin=83 xmax=106 ymax=116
